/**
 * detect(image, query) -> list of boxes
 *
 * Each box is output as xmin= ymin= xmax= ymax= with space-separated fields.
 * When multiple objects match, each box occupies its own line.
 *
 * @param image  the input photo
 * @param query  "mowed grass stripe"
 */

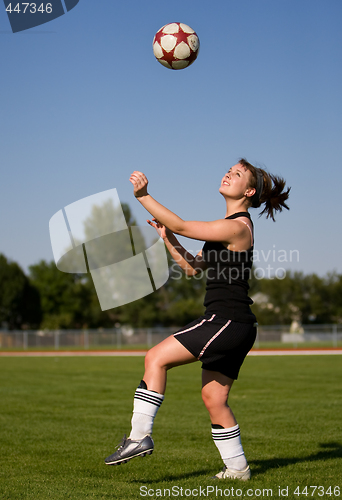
xmin=0 ymin=356 xmax=341 ymax=499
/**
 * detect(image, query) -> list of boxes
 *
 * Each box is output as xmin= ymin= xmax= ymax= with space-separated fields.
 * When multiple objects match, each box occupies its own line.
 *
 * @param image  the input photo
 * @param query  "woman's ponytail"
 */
xmin=239 ymin=158 xmax=291 ymax=221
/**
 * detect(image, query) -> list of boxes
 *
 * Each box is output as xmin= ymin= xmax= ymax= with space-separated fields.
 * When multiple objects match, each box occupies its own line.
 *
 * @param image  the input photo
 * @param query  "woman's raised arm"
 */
xmin=147 ymin=218 xmax=207 ymax=277
xmin=129 ymin=171 xmax=247 ymax=244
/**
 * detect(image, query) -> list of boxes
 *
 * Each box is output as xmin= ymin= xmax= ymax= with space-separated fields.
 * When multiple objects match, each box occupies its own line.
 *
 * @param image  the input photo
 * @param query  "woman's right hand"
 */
xmin=130 ymin=171 xmax=149 ymax=198
xmin=147 ymin=218 xmax=170 ymax=240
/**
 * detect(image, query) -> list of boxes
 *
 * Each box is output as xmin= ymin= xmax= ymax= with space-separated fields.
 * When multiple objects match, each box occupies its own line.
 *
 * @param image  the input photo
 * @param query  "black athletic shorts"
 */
xmin=174 ymin=313 xmax=257 ymax=380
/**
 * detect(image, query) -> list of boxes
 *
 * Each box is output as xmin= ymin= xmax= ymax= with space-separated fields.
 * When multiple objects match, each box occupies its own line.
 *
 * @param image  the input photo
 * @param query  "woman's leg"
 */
xmin=143 ymin=334 xmax=198 ymax=394
xmin=105 ymin=336 xmax=197 ymax=465
xmin=201 ymin=368 xmax=236 ymax=427
xmin=127 ymin=336 xmax=197 ymax=439
xmin=201 ymin=369 xmax=250 ymax=479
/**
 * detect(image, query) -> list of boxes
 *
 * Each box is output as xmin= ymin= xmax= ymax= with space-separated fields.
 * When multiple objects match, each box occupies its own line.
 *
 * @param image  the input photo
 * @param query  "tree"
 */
xmin=29 ymin=200 xmax=160 ymax=329
xmin=324 ymin=272 xmax=342 ymax=323
xmin=160 ymin=262 xmax=207 ymax=326
xmin=29 ymin=260 xmax=92 ymax=329
xmin=0 ymin=254 xmax=41 ymax=329
xmin=250 ymin=271 xmax=342 ymax=325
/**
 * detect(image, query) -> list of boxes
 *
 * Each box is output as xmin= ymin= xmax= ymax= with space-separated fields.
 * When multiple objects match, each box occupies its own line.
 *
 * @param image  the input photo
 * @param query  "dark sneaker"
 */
xmin=105 ymin=434 xmax=154 ymax=465
xmin=212 ymin=465 xmax=251 ymax=481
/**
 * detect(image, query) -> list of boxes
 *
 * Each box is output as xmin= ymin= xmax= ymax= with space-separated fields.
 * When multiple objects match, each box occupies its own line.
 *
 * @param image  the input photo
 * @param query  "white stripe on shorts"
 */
xmin=198 ymin=319 xmax=232 ymax=359
xmin=173 ymin=314 xmax=216 ymax=337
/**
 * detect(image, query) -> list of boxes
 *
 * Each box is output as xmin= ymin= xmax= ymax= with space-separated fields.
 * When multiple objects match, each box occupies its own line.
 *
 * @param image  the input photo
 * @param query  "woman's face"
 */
xmin=219 ymin=164 xmax=255 ymax=200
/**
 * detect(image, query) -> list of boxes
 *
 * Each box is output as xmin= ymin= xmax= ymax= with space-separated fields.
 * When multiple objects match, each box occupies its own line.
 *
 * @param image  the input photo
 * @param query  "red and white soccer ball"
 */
xmin=153 ymin=22 xmax=200 ymax=70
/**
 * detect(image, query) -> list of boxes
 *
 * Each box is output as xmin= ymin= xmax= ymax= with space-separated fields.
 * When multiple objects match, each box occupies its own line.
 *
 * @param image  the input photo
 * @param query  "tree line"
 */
xmin=1 ymin=201 xmax=341 ymax=329
xmin=1 ymin=251 xmax=342 ymax=330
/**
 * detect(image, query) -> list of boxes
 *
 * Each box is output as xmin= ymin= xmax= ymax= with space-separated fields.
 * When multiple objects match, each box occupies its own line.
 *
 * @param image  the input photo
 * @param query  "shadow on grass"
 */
xmin=131 ymin=467 xmax=214 ymax=484
xmin=130 ymin=442 xmax=342 ymax=483
xmin=250 ymin=441 xmax=342 ymax=477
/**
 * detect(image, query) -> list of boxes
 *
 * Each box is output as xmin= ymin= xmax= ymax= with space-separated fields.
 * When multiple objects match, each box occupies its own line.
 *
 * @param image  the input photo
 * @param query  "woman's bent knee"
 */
xmin=202 ymin=386 xmax=228 ymax=410
xmin=145 ymin=348 xmax=159 ymax=370
xmin=144 ymin=347 xmax=169 ymax=372
xmin=145 ymin=336 xmax=196 ymax=372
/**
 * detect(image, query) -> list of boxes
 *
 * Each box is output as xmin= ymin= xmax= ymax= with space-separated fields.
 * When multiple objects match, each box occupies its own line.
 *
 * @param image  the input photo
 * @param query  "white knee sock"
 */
xmin=212 ymin=424 xmax=248 ymax=471
xmin=129 ymin=387 xmax=164 ymax=440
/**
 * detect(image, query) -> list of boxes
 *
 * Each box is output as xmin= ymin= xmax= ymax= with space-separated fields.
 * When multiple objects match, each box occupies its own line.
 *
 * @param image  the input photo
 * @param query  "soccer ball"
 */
xmin=152 ymin=22 xmax=200 ymax=70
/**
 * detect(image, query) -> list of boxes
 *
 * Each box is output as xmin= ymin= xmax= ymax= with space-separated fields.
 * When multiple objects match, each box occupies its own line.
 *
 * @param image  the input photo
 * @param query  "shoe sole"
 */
xmin=221 ymin=473 xmax=250 ymax=481
xmin=211 ymin=471 xmax=251 ymax=481
xmin=105 ymin=449 xmax=153 ymax=465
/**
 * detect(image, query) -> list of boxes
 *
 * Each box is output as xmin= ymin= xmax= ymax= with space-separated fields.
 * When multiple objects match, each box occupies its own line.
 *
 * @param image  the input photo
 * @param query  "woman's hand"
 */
xmin=147 ymin=218 xmax=170 ymax=240
xmin=129 ymin=171 xmax=149 ymax=198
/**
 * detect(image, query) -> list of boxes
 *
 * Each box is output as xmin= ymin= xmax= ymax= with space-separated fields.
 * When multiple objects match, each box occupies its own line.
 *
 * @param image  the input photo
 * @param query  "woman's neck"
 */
xmin=224 ymin=200 xmax=250 ymax=218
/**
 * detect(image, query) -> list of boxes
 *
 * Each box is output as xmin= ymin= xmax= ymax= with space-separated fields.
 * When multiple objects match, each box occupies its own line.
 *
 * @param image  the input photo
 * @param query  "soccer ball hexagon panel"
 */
xmin=153 ymin=22 xmax=200 ymax=70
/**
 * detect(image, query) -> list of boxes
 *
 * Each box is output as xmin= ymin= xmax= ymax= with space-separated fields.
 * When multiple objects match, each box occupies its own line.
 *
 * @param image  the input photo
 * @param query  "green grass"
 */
xmin=0 ymin=356 xmax=341 ymax=499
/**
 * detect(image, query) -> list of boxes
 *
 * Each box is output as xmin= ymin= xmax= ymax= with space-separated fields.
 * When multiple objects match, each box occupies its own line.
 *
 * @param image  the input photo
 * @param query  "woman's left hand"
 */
xmin=147 ymin=218 xmax=170 ymax=240
xmin=129 ymin=171 xmax=149 ymax=198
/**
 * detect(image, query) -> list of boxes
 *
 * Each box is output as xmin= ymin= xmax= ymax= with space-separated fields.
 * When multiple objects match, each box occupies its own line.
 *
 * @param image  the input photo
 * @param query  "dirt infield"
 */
xmin=1 ymin=348 xmax=342 ymax=357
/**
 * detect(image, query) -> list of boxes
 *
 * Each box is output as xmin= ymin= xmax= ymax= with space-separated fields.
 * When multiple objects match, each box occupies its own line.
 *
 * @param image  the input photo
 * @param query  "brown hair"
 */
xmin=238 ymin=158 xmax=290 ymax=221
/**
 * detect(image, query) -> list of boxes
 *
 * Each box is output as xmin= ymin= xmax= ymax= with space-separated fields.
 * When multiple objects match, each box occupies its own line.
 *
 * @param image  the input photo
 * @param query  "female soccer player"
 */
xmin=105 ymin=159 xmax=290 ymax=480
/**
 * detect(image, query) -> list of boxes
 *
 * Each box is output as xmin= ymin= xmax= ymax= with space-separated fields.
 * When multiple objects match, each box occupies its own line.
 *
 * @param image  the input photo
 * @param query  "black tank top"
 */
xmin=202 ymin=212 xmax=256 ymax=323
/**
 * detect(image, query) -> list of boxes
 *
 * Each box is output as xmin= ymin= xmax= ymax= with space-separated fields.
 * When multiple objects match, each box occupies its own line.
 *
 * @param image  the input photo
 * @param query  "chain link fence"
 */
xmin=0 ymin=327 xmax=173 ymax=350
xmin=1 ymin=324 xmax=342 ymax=350
xmin=253 ymin=323 xmax=342 ymax=348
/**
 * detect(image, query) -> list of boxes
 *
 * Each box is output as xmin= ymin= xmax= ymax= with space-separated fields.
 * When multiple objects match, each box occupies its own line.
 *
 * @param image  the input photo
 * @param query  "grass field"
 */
xmin=0 ymin=356 xmax=341 ymax=500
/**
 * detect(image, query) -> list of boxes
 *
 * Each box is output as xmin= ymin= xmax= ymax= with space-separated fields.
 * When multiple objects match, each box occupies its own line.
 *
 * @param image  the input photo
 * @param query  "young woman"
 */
xmin=105 ymin=159 xmax=290 ymax=480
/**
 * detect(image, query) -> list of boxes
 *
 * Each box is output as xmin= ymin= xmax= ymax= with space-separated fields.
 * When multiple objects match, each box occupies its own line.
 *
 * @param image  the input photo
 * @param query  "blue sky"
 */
xmin=1 ymin=0 xmax=342 ymax=277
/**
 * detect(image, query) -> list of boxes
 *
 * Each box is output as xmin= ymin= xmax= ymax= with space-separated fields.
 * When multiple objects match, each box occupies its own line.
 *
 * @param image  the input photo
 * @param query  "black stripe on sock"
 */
xmin=135 ymin=388 xmax=163 ymax=398
xmin=134 ymin=394 xmax=163 ymax=407
xmin=212 ymin=430 xmax=240 ymax=440
xmin=134 ymin=389 xmax=164 ymax=404
xmin=212 ymin=429 xmax=240 ymax=437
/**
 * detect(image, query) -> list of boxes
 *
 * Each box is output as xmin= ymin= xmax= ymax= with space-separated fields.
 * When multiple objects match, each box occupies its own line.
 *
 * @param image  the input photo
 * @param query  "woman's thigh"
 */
xmin=145 ymin=334 xmax=198 ymax=370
